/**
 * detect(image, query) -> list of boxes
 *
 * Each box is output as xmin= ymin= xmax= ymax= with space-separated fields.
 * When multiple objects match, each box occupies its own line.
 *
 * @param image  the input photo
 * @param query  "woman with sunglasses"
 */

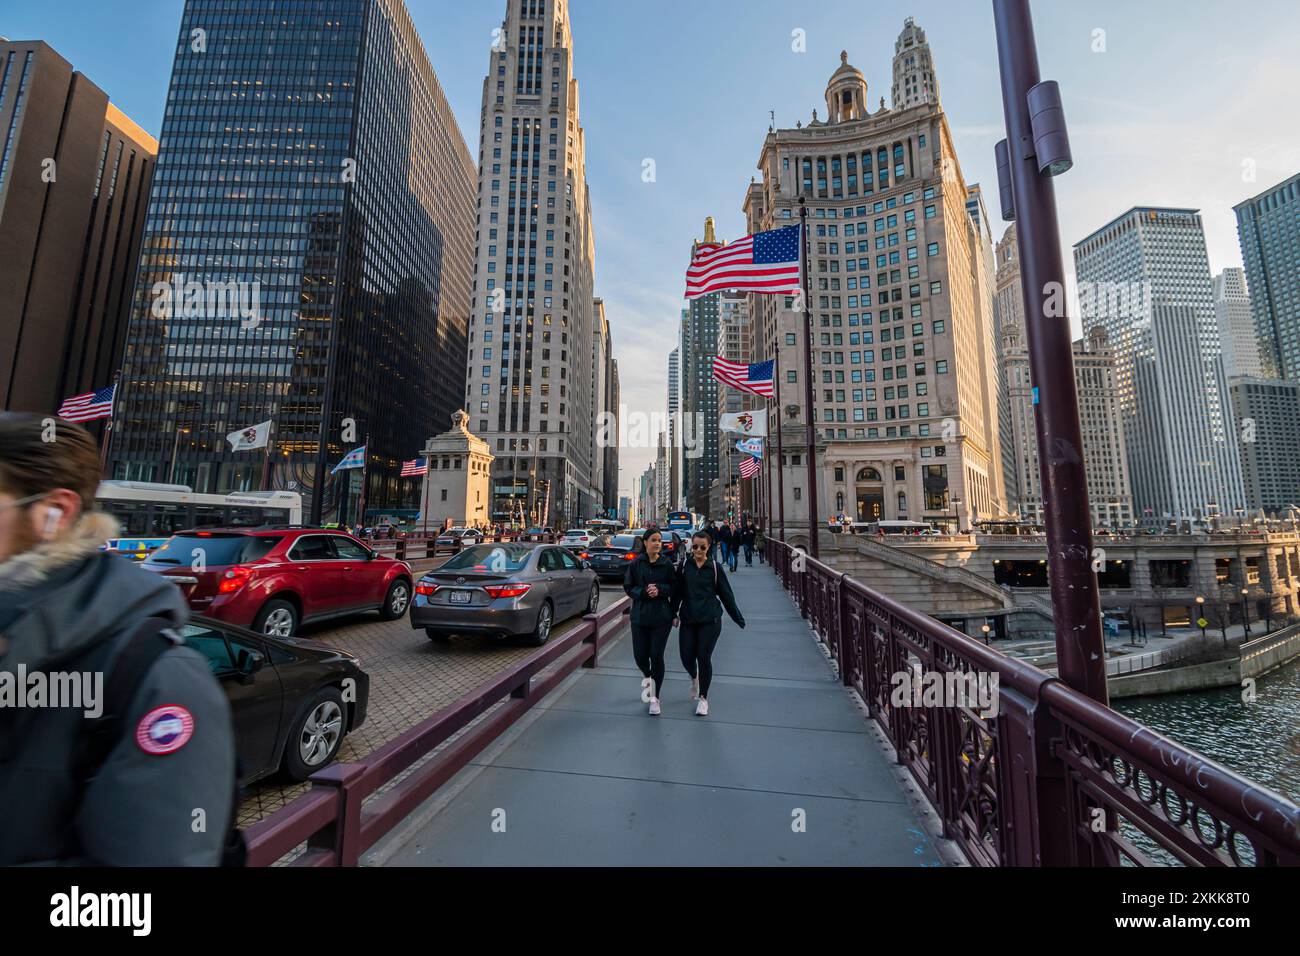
xmin=671 ymin=530 xmax=745 ymax=716
xmin=622 ymin=527 xmax=676 ymax=715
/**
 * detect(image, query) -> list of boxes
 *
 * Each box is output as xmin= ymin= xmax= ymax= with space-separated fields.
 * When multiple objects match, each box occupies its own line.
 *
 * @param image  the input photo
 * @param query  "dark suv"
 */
xmin=142 ymin=528 xmax=414 ymax=636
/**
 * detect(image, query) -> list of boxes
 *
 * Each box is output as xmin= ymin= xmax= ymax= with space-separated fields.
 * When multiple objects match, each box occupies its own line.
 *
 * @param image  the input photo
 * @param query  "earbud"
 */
xmin=44 ymin=506 xmax=64 ymax=537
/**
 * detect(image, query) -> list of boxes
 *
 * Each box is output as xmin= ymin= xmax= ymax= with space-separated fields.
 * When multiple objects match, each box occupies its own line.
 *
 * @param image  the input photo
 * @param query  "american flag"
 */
xmin=57 ymin=384 xmax=115 ymax=423
xmin=739 ymin=455 xmax=761 ymax=479
xmin=401 ymin=457 xmax=428 ymax=477
xmin=684 ymin=224 xmax=802 ymax=299
xmin=713 ymin=357 xmax=775 ymax=398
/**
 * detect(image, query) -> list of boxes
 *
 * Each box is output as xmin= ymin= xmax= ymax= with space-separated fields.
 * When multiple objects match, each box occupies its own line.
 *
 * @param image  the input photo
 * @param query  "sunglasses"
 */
xmin=691 ymin=543 xmax=709 ymax=551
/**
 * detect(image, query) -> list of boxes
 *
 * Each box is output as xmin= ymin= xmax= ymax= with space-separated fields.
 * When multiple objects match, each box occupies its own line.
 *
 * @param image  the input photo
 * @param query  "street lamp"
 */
xmin=981 ymin=623 xmax=992 ymax=647
xmin=167 ymin=427 xmax=191 ymax=485
xmin=1195 ymin=595 xmax=1206 ymax=641
xmin=1240 ymin=587 xmax=1251 ymax=637
xmin=950 ymin=495 xmax=962 ymax=534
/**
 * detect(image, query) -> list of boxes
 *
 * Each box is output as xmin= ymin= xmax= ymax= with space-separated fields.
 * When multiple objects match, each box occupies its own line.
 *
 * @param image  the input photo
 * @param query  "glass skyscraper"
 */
xmin=1235 ymin=172 xmax=1300 ymax=382
xmin=111 ymin=0 xmax=476 ymax=523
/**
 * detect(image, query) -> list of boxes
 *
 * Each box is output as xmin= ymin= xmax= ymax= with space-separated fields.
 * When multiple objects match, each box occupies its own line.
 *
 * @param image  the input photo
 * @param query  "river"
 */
xmin=1114 ymin=656 xmax=1300 ymax=803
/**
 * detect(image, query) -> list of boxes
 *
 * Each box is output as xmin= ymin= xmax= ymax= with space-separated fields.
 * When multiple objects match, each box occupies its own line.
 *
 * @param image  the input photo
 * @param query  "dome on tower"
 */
xmin=824 ymin=51 xmax=870 ymax=124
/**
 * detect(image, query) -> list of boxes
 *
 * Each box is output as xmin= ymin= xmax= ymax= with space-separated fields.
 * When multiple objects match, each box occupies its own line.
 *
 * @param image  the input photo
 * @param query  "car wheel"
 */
xmin=254 ymin=598 xmax=298 ymax=638
xmin=426 ymin=628 xmax=451 ymax=643
xmin=282 ymin=686 xmax=346 ymax=781
xmin=526 ymin=600 xmax=553 ymax=646
xmin=380 ymin=578 xmax=410 ymax=620
xmin=586 ymin=582 xmax=600 ymax=615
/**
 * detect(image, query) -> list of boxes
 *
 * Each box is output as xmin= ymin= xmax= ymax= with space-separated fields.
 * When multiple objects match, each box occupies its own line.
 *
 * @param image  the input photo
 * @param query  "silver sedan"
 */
xmin=411 ymin=543 xmax=601 ymax=646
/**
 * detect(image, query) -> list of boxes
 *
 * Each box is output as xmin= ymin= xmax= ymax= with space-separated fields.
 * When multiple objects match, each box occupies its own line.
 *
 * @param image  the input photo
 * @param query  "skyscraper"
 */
xmin=993 ymin=224 xmax=1024 ymax=513
xmin=667 ymin=345 xmax=680 ymax=511
xmin=110 ymin=0 xmax=476 ymax=524
xmin=468 ymin=0 xmax=597 ymax=528
xmin=746 ymin=26 xmax=1004 ymax=532
xmin=681 ymin=220 xmax=722 ymax=515
xmin=1230 ymin=377 xmax=1300 ymax=516
xmin=0 ymin=40 xmax=156 ymax=418
xmin=1234 ymin=172 xmax=1300 ymax=380
xmin=1214 ymin=267 xmax=1263 ymax=379
xmin=1073 ymin=207 xmax=1245 ymax=525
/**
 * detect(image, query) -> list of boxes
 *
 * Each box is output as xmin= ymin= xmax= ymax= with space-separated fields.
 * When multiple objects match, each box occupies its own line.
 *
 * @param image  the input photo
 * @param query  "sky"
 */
xmin=6 ymin=0 xmax=1299 ymax=499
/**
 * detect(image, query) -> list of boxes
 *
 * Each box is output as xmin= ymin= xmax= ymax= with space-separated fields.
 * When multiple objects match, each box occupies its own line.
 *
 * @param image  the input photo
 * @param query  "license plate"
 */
xmin=449 ymin=590 xmax=472 ymax=604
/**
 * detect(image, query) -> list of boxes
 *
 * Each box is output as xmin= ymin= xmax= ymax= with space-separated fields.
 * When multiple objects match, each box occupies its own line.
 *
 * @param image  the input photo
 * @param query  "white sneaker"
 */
xmin=690 ymin=675 xmax=700 ymax=700
xmin=695 ymin=698 xmax=709 ymax=717
xmin=640 ymin=676 xmax=653 ymax=703
xmin=649 ymin=697 xmax=661 ymax=716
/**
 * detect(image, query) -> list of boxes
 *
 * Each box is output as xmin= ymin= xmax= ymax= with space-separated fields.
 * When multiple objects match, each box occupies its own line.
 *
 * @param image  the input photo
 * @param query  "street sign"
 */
xmin=1196 ymin=617 xmax=1209 ymax=629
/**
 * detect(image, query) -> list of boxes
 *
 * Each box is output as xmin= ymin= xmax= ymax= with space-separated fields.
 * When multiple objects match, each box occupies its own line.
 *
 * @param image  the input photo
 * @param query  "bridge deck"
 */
xmin=377 ymin=567 xmax=946 ymax=866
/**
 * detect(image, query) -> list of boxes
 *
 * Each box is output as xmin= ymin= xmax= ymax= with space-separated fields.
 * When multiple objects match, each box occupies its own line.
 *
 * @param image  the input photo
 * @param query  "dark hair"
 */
xmin=0 ymin=412 xmax=102 ymax=511
xmin=691 ymin=530 xmax=710 ymax=544
xmin=642 ymin=527 xmax=661 ymax=543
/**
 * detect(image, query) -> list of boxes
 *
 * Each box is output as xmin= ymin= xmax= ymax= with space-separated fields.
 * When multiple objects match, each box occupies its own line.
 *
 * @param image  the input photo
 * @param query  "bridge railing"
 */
xmin=770 ymin=540 xmax=1300 ymax=867
xmin=244 ymin=595 xmax=629 ymax=867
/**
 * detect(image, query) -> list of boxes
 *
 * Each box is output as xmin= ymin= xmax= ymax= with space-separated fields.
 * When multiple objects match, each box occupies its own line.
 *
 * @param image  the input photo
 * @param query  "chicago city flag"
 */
xmin=331 ymin=445 xmax=367 ymax=474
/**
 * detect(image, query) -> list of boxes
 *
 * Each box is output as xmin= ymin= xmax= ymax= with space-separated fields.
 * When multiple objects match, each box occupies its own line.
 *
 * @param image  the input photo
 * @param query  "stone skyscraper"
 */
xmin=681 ymin=220 xmax=722 ymax=515
xmin=1073 ymin=208 xmax=1245 ymax=525
xmin=746 ymin=23 xmax=1004 ymax=534
xmin=1234 ymin=172 xmax=1300 ymax=381
xmin=667 ymin=346 xmax=680 ymax=511
xmin=468 ymin=0 xmax=597 ymax=526
xmin=1213 ymin=267 xmax=1263 ymax=379
xmin=109 ymin=0 xmax=476 ymax=524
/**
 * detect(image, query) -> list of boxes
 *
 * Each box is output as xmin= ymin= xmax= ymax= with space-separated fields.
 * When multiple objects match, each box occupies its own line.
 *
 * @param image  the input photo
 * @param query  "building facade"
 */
xmin=993 ymin=224 xmax=1024 ymax=513
xmin=681 ymin=221 xmax=722 ymax=515
xmin=0 ymin=41 xmax=156 ymax=419
xmin=467 ymin=0 xmax=598 ymax=528
xmin=1229 ymin=377 xmax=1300 ymax=517
xmin=666 ymin=345 xmax=680 ymax=511
xmin=745 ymin=27 xmax=1004 ymax=536
xmin=1214 ymin=267 xmax=1263 ymax=379
xmin=419 ymin=410 xmax=495 ymax=530
xmin=1073 ymin=207 xmax=1245 ymax=525
xmin=1235 ymin=172 xmax=1300 ymax=381
xmin=109 ymin=0 xmax=476 ymax=525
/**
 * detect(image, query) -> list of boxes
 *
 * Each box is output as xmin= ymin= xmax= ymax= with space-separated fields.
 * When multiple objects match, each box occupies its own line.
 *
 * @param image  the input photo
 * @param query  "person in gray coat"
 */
xmin=0 ymin=412 xmax=236 ymax=866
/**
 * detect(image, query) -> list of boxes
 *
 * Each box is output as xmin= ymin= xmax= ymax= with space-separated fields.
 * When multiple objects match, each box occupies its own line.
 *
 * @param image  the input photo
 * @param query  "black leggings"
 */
xmin=678 ymin=620 xmax=723 ymax=698
xmin=631 ymin=624 xmax=671 ymax=697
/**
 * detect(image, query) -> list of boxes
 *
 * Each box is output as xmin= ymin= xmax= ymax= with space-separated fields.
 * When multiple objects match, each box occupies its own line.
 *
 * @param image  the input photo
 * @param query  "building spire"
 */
xmin=703 ymin=216 xmax=716 ymax=244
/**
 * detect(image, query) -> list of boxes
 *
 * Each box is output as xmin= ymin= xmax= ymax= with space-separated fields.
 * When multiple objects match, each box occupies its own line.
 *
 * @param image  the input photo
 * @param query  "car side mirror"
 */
xmin=236 ymin=648 xmax=265 ymax=679
xmin=582 ymin=560 xmax=592 ymax=570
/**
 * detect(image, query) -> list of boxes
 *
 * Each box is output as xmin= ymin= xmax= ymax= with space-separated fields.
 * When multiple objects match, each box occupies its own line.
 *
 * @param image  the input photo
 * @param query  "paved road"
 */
xmin=237 ymin=581 xmax=625 ymax=825
xmin=380 ymin=565 xmax=946 ymax=866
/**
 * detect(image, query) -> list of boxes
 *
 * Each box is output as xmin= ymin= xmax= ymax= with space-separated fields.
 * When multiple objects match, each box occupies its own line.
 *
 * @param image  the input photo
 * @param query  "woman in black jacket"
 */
xmin=671 ymin=530 xmax=745 ymax=716
xmin=622 ymin=528 xmax=676 ymax=716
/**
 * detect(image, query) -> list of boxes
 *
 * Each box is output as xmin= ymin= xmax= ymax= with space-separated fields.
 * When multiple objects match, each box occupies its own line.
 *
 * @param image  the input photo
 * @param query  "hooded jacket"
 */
xmin=671 ymin=557 xmax=745 ymax=628
xmin=0 ymin=513 xmax=236 ymax=866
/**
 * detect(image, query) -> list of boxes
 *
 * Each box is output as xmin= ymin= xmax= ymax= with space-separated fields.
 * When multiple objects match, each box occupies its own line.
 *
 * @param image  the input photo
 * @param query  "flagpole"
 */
xmin=772 ymin=336 xmax=786 ymax=543
xmin=356 ymin=434 xmax=370 ymax=528
xmin=262 ymin=420 xmax=275 ymax=491
xmin=797 ymin=199 xmax=820 ymax=559
xmin=421 ymin=451 xmax=431 ymax=537
xmin=98 ymin=369 xmax=121 ymax=476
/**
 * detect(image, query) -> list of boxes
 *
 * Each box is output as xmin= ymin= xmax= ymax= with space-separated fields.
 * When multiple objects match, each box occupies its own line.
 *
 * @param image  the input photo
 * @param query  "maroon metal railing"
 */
xmin=769 ymin=539 xmax=1300 ymax=867
xmin=244 ymin=594 xmax=628 ymax=867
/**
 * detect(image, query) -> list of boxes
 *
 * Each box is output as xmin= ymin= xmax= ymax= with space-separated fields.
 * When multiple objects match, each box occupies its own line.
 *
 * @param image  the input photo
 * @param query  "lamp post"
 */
xmin=950 ymin=495 xmax=962 ymax=534
xmin=1195 ymin=595 xmax=1206 ymax=645
xmin=981 ymin=623 xmax=991 ymax=647
xmin=1240 ymin=587 xmax=1251 ymax=637
xmin=993 ymin=0 xmax=1107 ymax=704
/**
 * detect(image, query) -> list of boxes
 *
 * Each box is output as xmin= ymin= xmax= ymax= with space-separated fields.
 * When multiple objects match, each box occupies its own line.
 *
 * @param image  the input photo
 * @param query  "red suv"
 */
xmin=142 ymin=528 xmax=414 ymax=637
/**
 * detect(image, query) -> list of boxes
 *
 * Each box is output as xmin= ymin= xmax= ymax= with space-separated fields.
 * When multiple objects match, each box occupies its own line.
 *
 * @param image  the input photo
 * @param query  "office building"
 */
xmin=467 ymin=0 xmax=598 ymax=527
xmin=1214 ymin=267 xmax=1263 ymax=379
xmin=1235 ymin=172 xmax=1300 ymax=380
xmin=1229 ymin=377 xmax=1300 ymax=516
xmin=0 ymin=40 xmax=156 ymax=419
xmin=110 ymin=0 xmax=476 ymax=524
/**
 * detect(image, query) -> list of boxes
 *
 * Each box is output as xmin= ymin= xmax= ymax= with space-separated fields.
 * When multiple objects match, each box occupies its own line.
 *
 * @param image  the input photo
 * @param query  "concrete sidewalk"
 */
xmin=379 ymin=565 xmax=946 ymax=866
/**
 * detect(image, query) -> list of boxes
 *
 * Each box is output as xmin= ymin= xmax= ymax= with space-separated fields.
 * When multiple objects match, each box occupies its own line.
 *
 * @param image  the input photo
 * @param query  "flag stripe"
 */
xmin=57 ymin=384 xmax=115 ymax=422
xmin=685 ymin=225 xmax=800 ymax=299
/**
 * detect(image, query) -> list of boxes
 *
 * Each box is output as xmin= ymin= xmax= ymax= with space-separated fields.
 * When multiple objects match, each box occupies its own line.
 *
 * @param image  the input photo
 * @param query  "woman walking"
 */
xmin=672 ymin=530 xmax=745 ymax=716
xmin=622 ymin=528 xmax=676 ymax=716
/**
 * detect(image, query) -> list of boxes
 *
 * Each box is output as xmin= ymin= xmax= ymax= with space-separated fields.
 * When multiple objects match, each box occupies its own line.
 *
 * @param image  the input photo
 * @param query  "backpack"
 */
xmin=73 ymin=617 xmax=247 ymax=867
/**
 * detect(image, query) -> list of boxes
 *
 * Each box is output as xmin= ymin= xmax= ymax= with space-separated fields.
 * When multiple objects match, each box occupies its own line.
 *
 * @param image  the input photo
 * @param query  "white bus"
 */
xmin=855 ymin=520 xmax=941 ymax=536
xmin=96 ymin=481 xmax=304 ymax=557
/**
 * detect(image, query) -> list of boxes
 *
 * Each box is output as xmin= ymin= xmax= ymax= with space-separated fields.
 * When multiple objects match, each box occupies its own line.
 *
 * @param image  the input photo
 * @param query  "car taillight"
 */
xmin=484 ymin=583 xmax=531 ymax=599
xmin=578 ymin=552 xmax=590 ymax=560
xmin=415 ymin=582 xmax=440 ymax=596
xmin=623 ymin=552 xmax=637 ymax=561
xmin=218 ymin=566 xmax=253 ymax=594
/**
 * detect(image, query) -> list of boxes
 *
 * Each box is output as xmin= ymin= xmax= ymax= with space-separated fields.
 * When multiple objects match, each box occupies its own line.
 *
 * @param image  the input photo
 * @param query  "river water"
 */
xmin=1114 ymin=657 xmax=1300 ymax=803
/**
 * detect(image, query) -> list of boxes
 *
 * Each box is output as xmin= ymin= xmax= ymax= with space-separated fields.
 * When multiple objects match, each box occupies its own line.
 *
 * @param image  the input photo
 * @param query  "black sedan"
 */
xmin=178 ymin=616 xmax=370 ymax=784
